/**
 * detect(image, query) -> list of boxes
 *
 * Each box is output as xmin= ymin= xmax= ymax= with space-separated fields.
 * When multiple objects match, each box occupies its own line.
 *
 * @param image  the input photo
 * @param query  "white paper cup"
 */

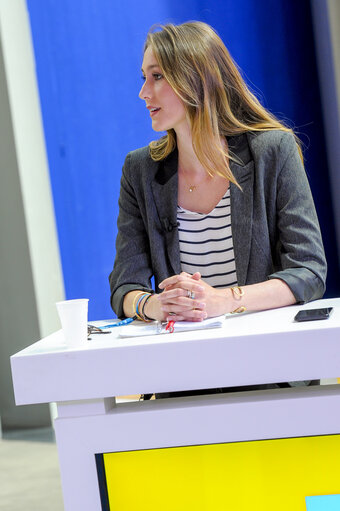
xmin=56 ymin=299 xmax=89 ymax=348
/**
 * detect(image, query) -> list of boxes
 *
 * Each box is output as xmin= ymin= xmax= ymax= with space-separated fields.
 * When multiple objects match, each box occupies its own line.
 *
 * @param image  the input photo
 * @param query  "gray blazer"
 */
xmin=109 ymin=130 xmax=327 ymax=318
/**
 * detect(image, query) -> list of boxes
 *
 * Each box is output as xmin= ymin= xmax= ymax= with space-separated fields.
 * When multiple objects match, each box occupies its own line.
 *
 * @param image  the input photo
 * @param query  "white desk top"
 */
xmin=11 ymin=298 xmax=340 ymax=405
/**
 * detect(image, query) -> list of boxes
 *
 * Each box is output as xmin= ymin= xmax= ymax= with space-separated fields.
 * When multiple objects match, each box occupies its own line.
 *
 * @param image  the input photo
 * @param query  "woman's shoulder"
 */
xmin=122 ymin=144 xmax=159 ymax=176
xmin=125 ymin=144 xmax=152 ymax=164
xmin=121 ymin=144 xmax=161 ymax=189
xmin=247 ymin=130 xmax=296 ymax=158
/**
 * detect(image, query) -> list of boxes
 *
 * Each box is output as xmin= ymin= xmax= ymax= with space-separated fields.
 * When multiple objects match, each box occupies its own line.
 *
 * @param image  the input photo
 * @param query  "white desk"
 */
xmin=10 ymin=298 xmax=340 ymax=510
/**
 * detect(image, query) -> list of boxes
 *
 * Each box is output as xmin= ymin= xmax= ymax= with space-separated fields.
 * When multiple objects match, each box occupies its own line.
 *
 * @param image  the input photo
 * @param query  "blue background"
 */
xmin=26 ymin=0 xmax=340 ymax=320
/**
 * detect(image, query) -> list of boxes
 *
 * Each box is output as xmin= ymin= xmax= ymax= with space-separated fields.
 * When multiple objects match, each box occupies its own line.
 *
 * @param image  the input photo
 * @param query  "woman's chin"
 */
xmin=151 ymin=122 xmax=166 ymax=132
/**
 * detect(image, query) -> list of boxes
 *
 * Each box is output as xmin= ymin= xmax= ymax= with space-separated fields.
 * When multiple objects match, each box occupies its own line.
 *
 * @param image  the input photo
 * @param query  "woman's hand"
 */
xmin=130 ymin=275 xmax=296 ymax=323
xmin=158 ymin=272 xmax=231 ymax=321
xmin=148 ymin=275 xmax=297 ymax=322
xmin=156 ymin=272 xmax=207 ymax=321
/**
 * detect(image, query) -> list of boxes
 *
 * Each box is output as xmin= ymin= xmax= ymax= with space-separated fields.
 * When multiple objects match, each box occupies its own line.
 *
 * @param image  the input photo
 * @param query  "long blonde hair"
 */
xmin=144 ymin=21 xmax=301 ymax=184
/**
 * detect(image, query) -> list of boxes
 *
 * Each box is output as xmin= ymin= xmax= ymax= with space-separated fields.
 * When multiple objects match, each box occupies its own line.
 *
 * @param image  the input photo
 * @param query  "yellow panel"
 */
xmin=103 ymin=434 xmax=340 ymax=511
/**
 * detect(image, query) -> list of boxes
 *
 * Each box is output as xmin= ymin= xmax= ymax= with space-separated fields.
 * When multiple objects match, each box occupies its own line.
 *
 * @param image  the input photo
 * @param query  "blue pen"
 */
xmin=99 ymin=316 xmax=136 ymax=329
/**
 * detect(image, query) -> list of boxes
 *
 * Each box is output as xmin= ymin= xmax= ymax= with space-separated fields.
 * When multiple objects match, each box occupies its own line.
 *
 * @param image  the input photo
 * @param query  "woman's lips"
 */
xmin=150 ymin=107 xmax=161 ymax=116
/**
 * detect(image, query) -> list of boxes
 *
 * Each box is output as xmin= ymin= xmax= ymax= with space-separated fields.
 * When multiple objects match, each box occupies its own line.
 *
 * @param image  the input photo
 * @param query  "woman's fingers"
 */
xmin=157 ymin=272 xmax=218 ymax=321
xmin=158 ymin=289 xmax=206 ymax=319
xmin=161 ymin=300 xmax=206 ymax=312
xmin=159 ymin=273 xmax=204 ymax=292
xmin=159 ymin=286 xmax=204 ymax=302
xmin=159 ymin=286 xmax=205 ymax=306
xmin=165 ymin=309 xmax=207 ymax=322
xmin=191 ymin=272 xmax=201 ymax=281
xmin=159 ymin=293 xmax=206 ymax=311
xmin=158 ymin=274 xmax=186 ymax=289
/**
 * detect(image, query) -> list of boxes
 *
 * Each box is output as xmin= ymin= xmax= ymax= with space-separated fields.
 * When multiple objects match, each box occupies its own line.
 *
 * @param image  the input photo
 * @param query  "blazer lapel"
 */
xmin=229 ymin=135 xmax=254 ymax=286
xmin=151 ymin=149 xmax=181 ymax=275
xmin=150 ymin=136 xmax=254 ymax=283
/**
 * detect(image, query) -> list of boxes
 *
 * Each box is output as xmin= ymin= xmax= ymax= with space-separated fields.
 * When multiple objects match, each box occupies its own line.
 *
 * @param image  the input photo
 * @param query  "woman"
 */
xmin=109 ymin=21 xmax=326 ymax=325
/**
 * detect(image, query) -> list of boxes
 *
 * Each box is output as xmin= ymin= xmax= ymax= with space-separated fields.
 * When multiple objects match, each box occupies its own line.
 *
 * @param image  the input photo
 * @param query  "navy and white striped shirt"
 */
xmin=177 ymin=188 xmax=238 ymax=288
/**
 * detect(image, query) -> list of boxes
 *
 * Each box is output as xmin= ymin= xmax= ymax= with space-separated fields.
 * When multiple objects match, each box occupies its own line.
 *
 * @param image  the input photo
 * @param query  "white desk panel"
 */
xmin=54 ymin=384 xmax=340 ymax=511
xmin=11 ymin=298 xmax=340 ymax=405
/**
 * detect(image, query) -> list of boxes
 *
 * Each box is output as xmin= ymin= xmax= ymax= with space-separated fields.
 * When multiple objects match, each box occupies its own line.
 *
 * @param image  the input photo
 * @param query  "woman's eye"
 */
xmin=141 ymin=73 xmax=163 ymax=82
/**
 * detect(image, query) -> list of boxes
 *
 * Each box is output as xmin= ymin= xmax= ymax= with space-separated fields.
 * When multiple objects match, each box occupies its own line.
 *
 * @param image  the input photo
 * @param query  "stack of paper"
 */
xmin=118 ymin=316 xmax=225 ymax=338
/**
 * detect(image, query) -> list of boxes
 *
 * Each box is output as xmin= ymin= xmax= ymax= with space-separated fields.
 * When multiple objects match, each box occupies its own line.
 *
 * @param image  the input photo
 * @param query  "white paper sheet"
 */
xmin=118 ymin=315 xmax=225 ymax=338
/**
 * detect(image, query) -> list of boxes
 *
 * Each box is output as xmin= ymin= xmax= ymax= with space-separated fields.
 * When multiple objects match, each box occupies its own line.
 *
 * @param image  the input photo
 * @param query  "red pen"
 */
xmin=165 ymin=320 xmax=175 ymax=333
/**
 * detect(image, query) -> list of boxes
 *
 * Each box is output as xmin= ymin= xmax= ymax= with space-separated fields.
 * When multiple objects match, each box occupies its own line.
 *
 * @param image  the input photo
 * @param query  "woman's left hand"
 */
xmin=158 ymin=272 xmax=230 ymax=321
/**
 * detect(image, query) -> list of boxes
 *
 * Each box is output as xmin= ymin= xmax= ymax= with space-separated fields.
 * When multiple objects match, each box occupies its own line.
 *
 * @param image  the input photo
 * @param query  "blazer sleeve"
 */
xmin=268 ymin=133 xmax=327 ymax=303
xmin=109 ymin=153 xmax=154 ymax=318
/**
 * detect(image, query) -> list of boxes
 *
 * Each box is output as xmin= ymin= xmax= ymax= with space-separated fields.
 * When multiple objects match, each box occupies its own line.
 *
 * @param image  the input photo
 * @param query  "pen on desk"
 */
xmin=99 ymin=316 xmax=136 ymax=329
xmin=87 ymin=317 xmax=137 ymax=340
xmin=165 ymin=320 xmax=175 ymax=333
xmin=156 ymin=320 xmax=175 ymax=334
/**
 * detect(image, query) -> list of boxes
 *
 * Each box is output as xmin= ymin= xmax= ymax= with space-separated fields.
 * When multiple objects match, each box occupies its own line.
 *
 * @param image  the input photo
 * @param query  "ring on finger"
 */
xmin=168 ymin=312 xmax=176 ymax=316
xmin=189 ymin=290 xmax=195 ymax=299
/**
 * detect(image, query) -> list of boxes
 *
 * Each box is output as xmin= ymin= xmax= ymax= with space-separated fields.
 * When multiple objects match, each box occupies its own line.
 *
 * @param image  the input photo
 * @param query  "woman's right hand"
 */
xmin=142 ymin=293 xmax=166 ymax=322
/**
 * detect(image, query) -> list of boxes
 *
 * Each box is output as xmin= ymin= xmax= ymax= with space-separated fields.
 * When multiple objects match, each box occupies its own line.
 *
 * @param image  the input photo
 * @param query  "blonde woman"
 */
xmin=109 ymin=21 xmax=326 ymax=325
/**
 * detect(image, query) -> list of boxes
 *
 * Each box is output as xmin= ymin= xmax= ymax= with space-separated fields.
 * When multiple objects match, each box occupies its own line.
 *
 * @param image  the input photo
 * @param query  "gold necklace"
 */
xmin=179 ymin=165 xmax=211 ymax=192
xmin=181 ymin=173 xmax=198 ymax=193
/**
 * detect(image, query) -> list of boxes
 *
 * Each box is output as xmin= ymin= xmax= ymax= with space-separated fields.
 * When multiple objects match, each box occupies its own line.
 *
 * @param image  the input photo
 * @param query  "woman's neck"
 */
xmin=175 ymin=125 xmax=228 ymax=178
xmin=175 ymin=126 xmax=206 ymax=178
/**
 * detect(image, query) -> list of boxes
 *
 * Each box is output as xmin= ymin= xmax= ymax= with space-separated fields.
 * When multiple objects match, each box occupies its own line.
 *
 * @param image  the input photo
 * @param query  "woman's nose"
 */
xmin=139 ymin=80 xmax=150 ymax=100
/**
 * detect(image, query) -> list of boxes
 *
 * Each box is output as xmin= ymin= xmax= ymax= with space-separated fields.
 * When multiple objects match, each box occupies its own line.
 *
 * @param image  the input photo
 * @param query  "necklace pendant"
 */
xmin=189 ymin=185 xmax=195 ymax=192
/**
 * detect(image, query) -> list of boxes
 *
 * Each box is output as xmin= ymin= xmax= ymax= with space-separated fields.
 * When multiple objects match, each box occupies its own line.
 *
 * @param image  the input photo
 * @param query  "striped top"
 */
xmin=177 ymin=188 xmax=238 ymax=288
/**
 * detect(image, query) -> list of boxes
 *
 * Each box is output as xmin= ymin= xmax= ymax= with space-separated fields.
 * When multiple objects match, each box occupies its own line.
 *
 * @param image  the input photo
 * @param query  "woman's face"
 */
xmin=139 ymin=47 xmax=188 ymax=134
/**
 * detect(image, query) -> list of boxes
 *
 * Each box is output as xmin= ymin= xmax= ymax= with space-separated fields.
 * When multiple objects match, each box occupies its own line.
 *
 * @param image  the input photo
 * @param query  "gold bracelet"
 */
xmin=230 ymin=286 xmax=244 ymax=299
xmin=231 ymin=306 xmax=246 ymax=314
xmin=230 ymin=286 xmax=246 ymax=313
